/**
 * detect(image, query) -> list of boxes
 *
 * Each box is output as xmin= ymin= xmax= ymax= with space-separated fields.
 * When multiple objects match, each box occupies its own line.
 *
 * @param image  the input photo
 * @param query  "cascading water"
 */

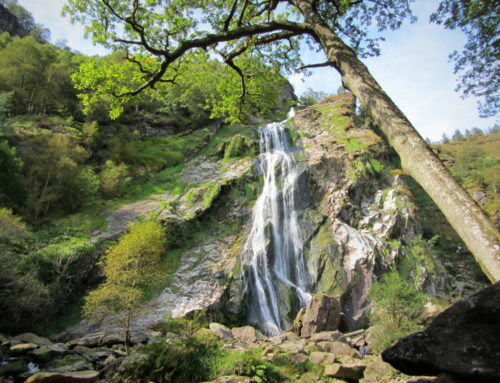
xmin=242 ymin=111 xmax=311 ymax=336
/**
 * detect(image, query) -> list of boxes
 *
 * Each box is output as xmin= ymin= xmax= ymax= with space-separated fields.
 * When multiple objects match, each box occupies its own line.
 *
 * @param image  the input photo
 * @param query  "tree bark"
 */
xmin=293 ymin=0 xmax=500 ymax=282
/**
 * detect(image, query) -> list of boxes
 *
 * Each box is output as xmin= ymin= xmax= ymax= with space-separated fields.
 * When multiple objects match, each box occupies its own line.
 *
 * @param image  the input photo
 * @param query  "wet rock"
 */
xmin=202 ymin=376 xmax=255 ymax=383
xmin=324 ymin=363 xmax=366 ymax=380
xmin=31 ymin=347 xmax=64 ymax=363
xmin=382 ymin=281 xmax=500 ymax=382
xmin=9 ymin=343 xmax=38 ymax=354
xmin=45 ymin=354 xmax=93 ymax=372
xmin=25 ymin=370 xmax=99 ymax=383
xmin=291 ymin=293 xmax=341 ymax=337
xmin=231 ymin=326 xmax=265 ymax=342
xmin=0 ymin=334 xmax=10 ymax=346
xmin=73 ymin=346 xmax=111 ymax=362
xmin=209 ymin=323 xmax=234 ymax=339
xmin=12 ymin=333 xmax=53 ymax=346
xmin=309 ymin=351 xmax=337 ymax=364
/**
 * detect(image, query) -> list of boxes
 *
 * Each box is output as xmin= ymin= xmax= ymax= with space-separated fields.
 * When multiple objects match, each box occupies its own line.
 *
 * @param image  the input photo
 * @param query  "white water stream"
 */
xmin=243 ymin=111 xmax=311 ymax=335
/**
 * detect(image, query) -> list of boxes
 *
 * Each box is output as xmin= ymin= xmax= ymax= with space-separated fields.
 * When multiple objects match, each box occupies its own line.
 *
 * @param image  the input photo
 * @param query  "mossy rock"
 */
xmin=223 ymin=134 xmax=254 ymax=160
xmin=0 ymin=359 xmax=27 ymax=376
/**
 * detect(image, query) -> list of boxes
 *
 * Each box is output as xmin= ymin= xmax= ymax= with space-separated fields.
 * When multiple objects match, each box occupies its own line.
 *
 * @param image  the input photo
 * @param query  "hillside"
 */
xmin=0 ymin=3 xmax=498 ymax=383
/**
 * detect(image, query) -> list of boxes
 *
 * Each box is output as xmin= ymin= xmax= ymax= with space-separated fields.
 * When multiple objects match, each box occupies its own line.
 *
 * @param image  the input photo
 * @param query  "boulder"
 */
xmin=209 ymin=323 xmax=233 ymax=339
xmin=382 ymin=281 xmax=500 ymax=382
xmin=310 ymin=331 xmax=345 ymax=342
xmin=73 ymin=346 xmax=111 ymax=363
xmin=291 ymin=293 xmax=341 ymax=337
xmin=9 ymin=342 xmax=38 ymax=354
xmin=309 ymin=352 xmax=337 ymax=364
xmin=12 ymin=333 xmax=53 ymax=346
xmin=317 ymin=341 xmax=359 ymax=357
xmin=45 ymin=354 xmax=93 ymax=372
xmin=202 ymin=376 xmax=255 ymax=383
xmin=231 ymin=326 xmax=265 ymax=342
xmin=324 ymin=363 xmax=366 ymax=380
xmin=26 ymin=370 xmax=99 ymax=383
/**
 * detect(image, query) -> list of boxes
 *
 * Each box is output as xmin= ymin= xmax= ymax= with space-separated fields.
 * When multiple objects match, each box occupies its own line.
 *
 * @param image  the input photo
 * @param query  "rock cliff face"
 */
xmin=62 ymin=93 xmax=458 ymax=338
xmin=0 ymin=5 xmax=27 ymax=37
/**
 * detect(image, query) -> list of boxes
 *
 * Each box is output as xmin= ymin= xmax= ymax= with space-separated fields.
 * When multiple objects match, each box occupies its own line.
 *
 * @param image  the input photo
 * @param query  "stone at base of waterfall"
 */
xmin=291 ymin=293 xmax=341 ymax=337
xmin=202 ymin=376 xmax=255 ymax=383
xmin=13 ymin=333 xmax=53 ymax=346
xmin=324 ymin=363 xmax=366 ymax=380
xmin=317 ymin=341 xmax=359 ymax=357
xmin=209 ymin=323 xmax=234 ymax=339
xmin=309 ymin=351 xmax=337 ymax=364
xmin=310 ymin=331 xmax=345 ymax=342
xmin=382 ymin=281 xmax=500 ymax=382
xmin=9 ymin=343 xmax=39 ymax=354
xmin=26 ymin=370 xmax=99 ymax=383
xmin=231 ymin=326 xmax=265 ymax=342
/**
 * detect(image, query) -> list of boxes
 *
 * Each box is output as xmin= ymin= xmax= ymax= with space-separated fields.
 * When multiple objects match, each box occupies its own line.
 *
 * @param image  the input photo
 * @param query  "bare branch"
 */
xmin=298 ymin=61 xmax=336 ymax=70
xmin=224 ymin=0 xmax=240 ymax=31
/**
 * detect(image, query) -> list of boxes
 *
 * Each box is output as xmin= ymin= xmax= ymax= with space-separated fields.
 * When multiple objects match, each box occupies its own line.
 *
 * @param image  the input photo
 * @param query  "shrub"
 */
xmin=99 ymin=160 xmax=130 ymax=198
xmin=369 ymin=269 xmax=427 ymax=352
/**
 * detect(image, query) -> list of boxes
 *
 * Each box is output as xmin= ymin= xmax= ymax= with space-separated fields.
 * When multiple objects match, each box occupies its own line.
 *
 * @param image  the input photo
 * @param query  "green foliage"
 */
xmin=22 ymin=132 xmax=93 ymax=219
xmin=0 ymin=136 xmax=27 ymax=209
xmin=299 ymin=88 xmax=328 ymax=107
xmin=369 ymin=269 xmax=427 ymax=352
xmin=437 ymin=131 xmax=500 ymax=218
xmin=223 ymin=134 xmax=254 ymax=160
xmin=0 ymin=209 xmax=102 ymax=334
xmin=84 ymin=219 xmax=166 ymax=319
xmin=0 ymin=35 xmax=83 ymax=116
xmin=72 ymin=50 xmax=287 ymax=124
xmin=99 ymin=160 xmax=130 ymax=198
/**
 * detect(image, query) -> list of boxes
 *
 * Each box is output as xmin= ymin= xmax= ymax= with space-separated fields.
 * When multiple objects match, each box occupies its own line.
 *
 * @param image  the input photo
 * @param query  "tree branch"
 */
xmin=298 ymin=61 xmax=336 ymax=70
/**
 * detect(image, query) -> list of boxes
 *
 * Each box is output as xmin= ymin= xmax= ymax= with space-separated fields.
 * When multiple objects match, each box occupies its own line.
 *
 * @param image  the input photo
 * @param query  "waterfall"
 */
xmin=242 ymin=111 xmax=311 ymax=336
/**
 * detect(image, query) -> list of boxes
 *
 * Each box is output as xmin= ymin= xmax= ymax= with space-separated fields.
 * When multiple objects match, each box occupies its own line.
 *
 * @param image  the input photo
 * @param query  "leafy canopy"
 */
xmin=63 ymin=0 xmax=416 ymax=121
xmin=83 ymin=219 xmax=166 ymax=320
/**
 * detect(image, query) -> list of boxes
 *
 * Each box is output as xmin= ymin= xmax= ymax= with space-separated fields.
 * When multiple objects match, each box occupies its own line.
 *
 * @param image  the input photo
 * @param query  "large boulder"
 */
xmin=25 ymin=370 xmax=99 ymax=383
xmin=382 ymin=282 xmax=500 ymax=382
xmin=291 ymin=293 xmax=341 ymax=337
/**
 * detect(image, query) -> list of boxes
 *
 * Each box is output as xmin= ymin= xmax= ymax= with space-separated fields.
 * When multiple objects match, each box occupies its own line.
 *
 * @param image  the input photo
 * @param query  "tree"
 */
xmin=0 ymin=138 xmax=27 ymax=209
xmin=369 ymin=269 xmax=427 ymax=352
xmin=84 ymin=219 xmax=166 ymax=353
xmin=64 ymin=0 xmax=500 ymax=281
xmin=299 ymin=87 xmax=328 ymax=107
xmin=451 ymin=129 xmax=465 ymax=142
xmin=431 ymin=0 xmax=499 ymax=118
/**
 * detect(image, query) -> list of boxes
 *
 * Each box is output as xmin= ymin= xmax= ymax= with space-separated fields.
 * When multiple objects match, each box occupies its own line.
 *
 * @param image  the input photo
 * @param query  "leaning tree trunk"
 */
xmin=293 ymin=0 xmax=500 ymax=282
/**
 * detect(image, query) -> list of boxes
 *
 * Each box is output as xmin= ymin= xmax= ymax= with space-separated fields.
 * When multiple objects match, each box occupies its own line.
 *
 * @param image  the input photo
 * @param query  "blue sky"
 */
xmin=18 ymin=0 xmax=497 ymax=141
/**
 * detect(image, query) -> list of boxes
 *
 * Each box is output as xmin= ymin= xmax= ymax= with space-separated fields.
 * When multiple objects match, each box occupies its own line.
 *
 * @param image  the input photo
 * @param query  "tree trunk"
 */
xmin=293 ymin=0 xmax=500 ymax=282
xmin=125 ymin=307 xmax=131 ymax=355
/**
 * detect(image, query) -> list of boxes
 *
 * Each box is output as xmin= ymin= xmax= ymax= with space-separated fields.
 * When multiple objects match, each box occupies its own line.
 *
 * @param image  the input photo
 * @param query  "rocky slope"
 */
xmin=61 ymin=93 xmax=483 ymax=339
